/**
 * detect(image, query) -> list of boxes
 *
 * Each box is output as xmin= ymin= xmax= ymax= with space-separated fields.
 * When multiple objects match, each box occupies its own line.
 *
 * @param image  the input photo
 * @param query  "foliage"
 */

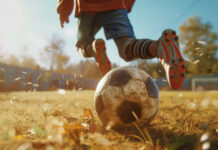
xmin=179 ymin=16 xmax=218 ymax=75
xmin=136 ymin=60 xmax=165 ymax=78
xmin=55 ymin=53 xmax=70 ymax=72
xmin=41 ymin=34 xmax=70 ymax=72
xmin=62 ymin=59 xmax=102 ymax=79
xmin=2 ymin=55 xmax=21 ymax=67
xmin=76 ymin=59 xmax=101 ymax=79
xmin=0 ymin=54 xmax=38 ymax=69
xmin=20 ymin=55 xmax=38 ymax=69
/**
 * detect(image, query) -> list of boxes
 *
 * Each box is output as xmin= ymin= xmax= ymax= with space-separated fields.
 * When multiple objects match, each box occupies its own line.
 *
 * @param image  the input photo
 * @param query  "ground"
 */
xmin=0 ymin=90 xmax=217 ymax=150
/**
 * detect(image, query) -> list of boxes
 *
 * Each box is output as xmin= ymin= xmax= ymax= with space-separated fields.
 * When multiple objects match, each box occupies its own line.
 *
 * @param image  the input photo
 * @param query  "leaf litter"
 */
xmin=0 ymin=91 xmax=217 ymax=149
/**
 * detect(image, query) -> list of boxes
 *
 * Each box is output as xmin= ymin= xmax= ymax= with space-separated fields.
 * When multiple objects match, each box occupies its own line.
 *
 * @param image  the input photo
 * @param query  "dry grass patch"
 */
xmin=0 ymin=90 xmax=217 ymax=150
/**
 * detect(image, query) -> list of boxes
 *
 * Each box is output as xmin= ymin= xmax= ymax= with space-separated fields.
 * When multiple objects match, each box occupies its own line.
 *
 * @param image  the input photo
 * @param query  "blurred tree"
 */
xmin=21 ymin=55 xmax=37 ymax=69
xmin=76 ymin=60 xmax=87 ymax=76
xmin=0 ymin=52 xmax=41 ymax=69
xmin=41 ymin=34 xmax=70 ymax=72
xmin=84 ymin=60 xmax=101 ymax=79
xmin=5 ymin=55 xmax=21 ymax=66
xmin=0 ymin=54 xmax=5 ymax=64
xmin=179 ymin=16 xmax=218 ymax=75
xmin=64 ymin=64 xmax=77 ymax=75
xmin=63 ymin=61 xmax=120 ymax=79
xmin=137 ymin=60 xmax=165 ymax=78
xmin=56 ymin=53 xmax=70 ymax=72
xmin=75 ymin=59 xmax=101 ymax=79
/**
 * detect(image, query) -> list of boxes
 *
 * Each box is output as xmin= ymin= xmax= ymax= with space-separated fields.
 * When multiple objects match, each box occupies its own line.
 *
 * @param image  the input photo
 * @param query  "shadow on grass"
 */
xmin=113 ymin=126 xmax=218 ymax=150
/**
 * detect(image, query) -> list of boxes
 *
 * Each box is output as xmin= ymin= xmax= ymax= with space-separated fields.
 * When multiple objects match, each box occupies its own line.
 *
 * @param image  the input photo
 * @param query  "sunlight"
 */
xmin=0 ymin=0 xmax=23 ymax=35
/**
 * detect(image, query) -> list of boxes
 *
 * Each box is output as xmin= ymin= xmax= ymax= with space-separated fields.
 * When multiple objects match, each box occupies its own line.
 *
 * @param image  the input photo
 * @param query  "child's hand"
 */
xmin=57 ymin=0 xmax=73 ymax=28
xmin=59 ymin=15 xmax=69 ymax=28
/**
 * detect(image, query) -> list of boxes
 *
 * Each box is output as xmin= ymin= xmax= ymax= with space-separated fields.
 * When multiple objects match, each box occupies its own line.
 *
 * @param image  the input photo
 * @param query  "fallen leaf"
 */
xmin=63 ymin=123 xmax=84 ymax=143
xmin=88 ymin=133 xmax=113 ymax=146
xmin=51 ymin=110 xmax=62 ymax=117
xmin=81 ymin=108 xmax=93 ymax=118
xmin=32 ymin=126 xmax=47 ymax=136
xmin=13 ymin=135 xmax=23 ymax=140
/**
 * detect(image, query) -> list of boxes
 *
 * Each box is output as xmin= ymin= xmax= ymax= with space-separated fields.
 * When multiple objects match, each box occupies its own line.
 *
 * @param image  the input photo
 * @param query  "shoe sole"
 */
xmin=93 ymin=39 xmax=111 ymax=75
xmin=157 ymin=29 xmax=186 ymax=89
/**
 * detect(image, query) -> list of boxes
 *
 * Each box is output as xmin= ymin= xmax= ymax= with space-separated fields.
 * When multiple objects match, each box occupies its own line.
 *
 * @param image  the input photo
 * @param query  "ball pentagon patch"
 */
xmin=145 ymin=76 xmax=159 ymax=99
xmin=109 ymin=70 xmax=131 ymax=87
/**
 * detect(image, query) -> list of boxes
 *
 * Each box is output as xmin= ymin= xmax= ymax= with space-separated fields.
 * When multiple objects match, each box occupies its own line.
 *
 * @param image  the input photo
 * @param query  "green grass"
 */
xmin=0 ymin=90 xmax=217 ymax=150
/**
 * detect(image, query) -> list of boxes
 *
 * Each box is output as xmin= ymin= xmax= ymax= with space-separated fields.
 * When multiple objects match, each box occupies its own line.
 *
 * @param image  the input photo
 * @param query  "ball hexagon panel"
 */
xmin=101 ymin=85 xmax=124 ymax=111
xmin=124 ymin=67 xmax=148 ymax=81
xmin=122 ymin=79 xmax=148 ymax=104
xmin=140 ymin=96 xmax=159 ymax=121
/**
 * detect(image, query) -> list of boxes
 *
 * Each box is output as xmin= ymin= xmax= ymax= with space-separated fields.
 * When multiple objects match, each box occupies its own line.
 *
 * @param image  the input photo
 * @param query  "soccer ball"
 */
xmin=94 ymin=66 xmax=160 ymax=129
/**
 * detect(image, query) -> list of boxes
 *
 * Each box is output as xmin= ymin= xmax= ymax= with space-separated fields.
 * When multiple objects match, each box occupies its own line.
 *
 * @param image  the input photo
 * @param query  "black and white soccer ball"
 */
xmin=94 ymin=66 xmax=160 ymax=129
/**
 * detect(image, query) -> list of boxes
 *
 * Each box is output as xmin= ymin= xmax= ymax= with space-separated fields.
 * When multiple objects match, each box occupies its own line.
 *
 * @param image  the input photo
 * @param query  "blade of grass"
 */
xmin=131 ymin=111 xmax=140 ymax=120
xmin=143 ymin=127 xmax=154 ymax=146
xmin=128 ymin=134 xmax=145 ymax=142
xmin=132 ymin=122 xmax=148 ymax=142
xmin=131 ymin=111 xmax=148 ymax=142
xmin=131 ymin=111 xmax=154 ymax=146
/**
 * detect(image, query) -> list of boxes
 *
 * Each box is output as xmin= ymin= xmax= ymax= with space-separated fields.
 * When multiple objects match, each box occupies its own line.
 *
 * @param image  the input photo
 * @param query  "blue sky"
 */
xmin=0 ymin=0 xmax=217 ymax=68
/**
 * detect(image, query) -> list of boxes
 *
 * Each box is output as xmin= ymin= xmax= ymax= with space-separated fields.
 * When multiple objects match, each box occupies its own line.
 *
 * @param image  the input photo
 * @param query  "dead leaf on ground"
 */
xmin=80 ymin=108 xmax=93 ymax=118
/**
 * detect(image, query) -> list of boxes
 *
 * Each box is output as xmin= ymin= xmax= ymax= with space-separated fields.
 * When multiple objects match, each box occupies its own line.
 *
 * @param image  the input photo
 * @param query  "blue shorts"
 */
xmin=76 ymin=9 xmax=135 ymax=48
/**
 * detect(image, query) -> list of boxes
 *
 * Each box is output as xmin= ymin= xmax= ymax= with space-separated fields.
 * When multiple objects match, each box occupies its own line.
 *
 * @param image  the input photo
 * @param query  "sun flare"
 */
xmin=0 ymin=0 xmax=23 ymax=35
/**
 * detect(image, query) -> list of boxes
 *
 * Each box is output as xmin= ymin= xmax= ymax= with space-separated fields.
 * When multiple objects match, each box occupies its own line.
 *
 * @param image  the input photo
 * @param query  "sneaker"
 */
xmin=92 ymin=39 xmax=112 ymax=75
xmin=157 ymin=29 xmax=186 ymax=89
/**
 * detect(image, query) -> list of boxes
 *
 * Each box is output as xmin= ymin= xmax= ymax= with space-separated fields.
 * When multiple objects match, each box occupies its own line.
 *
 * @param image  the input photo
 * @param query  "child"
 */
xmin=57 ymin=0 xmax=186 ymax=89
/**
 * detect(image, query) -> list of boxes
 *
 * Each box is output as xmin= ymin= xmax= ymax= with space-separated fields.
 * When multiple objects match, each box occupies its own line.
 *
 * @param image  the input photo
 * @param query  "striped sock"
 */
xmin=130 ymin=39 xmax=154 ymax=59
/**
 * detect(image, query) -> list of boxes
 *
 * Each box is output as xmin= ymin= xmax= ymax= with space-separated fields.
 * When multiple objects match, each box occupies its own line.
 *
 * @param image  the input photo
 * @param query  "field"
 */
xmin=0 ymin=90 xmax=217 ymax=150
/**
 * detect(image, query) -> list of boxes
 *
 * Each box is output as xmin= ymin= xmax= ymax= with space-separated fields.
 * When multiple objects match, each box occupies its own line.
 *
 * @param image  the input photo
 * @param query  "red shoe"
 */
xmin=92 ymin=39 xmax=112 ymax=75
xmin=157 ymin=29 xmax=186 ymax=89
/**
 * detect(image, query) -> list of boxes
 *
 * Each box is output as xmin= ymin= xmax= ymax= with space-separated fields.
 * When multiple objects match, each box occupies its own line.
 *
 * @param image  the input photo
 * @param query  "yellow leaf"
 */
xmin=81 ymin=108 xmax=93 ymax=118
xmin=63 ymin=123 xmax=84 ymax=135
xmin=13 ymin=135 xmax=23 ymax=140
xmin=64 ymin=123 xmax=83 ymax=131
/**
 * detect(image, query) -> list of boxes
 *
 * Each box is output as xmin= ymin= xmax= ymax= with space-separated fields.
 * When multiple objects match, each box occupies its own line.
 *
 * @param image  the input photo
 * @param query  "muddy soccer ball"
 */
xmin=94 ymin=66 xmax=160 ymax=129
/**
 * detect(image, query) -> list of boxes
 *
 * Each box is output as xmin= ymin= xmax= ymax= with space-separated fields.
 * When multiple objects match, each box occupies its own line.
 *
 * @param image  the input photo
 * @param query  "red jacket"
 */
xmin=57 ymin=0 xmax=135 ymax=17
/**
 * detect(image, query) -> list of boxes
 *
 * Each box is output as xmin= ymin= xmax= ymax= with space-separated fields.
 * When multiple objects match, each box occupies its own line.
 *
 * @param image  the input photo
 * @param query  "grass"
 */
xmin=0 ymin=90 xmax=217 ymax=150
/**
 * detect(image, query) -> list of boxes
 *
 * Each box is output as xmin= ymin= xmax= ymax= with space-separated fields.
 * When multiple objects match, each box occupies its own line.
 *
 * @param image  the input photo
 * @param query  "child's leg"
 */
xmin=114 ymin=37 xmax=156 ymax=62
xmin=95 ymin=9 xmax=185 ymax=88
xmin=76 ymin=13 xmax=96 ymax=58
xmin=114 ymin=37 xmax=136 ymax=61
xmin=123 ymin=29 xmax=186 ymax=89
xmin=77 ymin=40 xmax=111 ymax=76
xmin=75 ymin=13 xmax=111 ymax=75
xmin=92 ymin=39 xmax=111 ymax=75
xmin=155 ymin=29 xmax=185 ymax=89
